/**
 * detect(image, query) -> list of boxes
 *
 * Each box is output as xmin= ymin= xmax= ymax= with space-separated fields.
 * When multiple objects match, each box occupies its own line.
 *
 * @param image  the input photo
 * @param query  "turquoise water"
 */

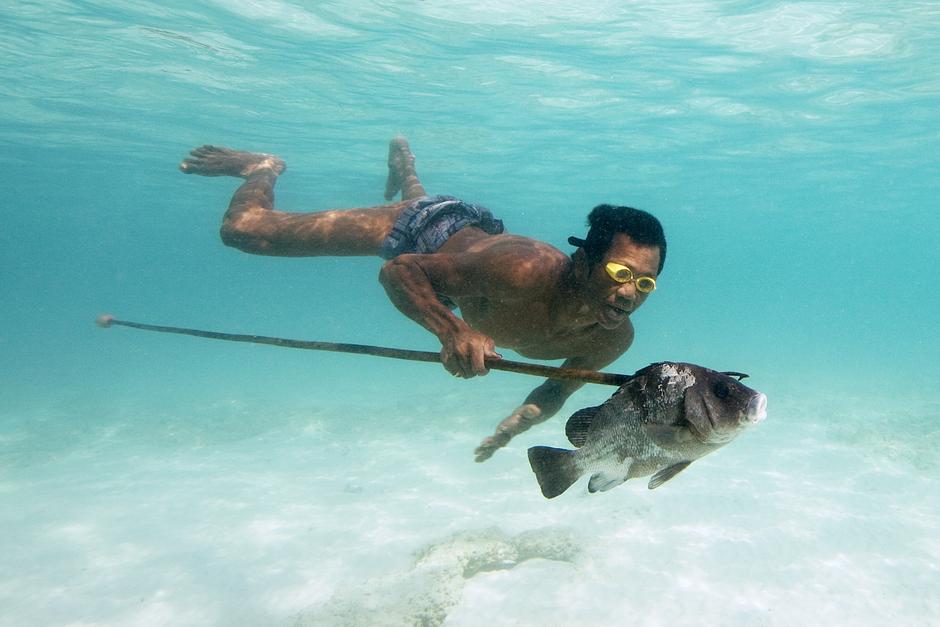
xmin=2 ymin=1 xmax=939 ymax=625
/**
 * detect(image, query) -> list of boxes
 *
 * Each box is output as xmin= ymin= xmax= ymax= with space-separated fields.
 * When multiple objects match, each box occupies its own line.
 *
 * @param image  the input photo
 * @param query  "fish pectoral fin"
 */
xmin=587 ymin=457 xmax=634 ymax=493
xmin=588 ymin=472 xmax=627 ymax=493
xmin=642 ymin=424 xmax=695 ymax=448
xmin=647 ymin=461 xmax=692 ymax=490
xmin=565 ymin=405 xmax=601 ymax=448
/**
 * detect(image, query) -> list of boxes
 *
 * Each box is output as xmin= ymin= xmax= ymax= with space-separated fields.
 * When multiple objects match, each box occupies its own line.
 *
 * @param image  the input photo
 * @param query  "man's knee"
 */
xmin=220 ymin=217 xmax=269 ymax=253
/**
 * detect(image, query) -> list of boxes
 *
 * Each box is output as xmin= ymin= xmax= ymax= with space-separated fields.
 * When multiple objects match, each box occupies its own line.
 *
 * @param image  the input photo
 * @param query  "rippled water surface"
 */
xmin=1 ymin=2 xmax=938 ymax=625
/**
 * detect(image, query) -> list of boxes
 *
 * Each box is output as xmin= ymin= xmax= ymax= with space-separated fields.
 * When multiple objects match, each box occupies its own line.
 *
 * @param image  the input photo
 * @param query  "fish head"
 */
xmin=628 ymin=362 xmax=766 ymax=446
xmin=679 ymin=365 xmax=767 ymax=445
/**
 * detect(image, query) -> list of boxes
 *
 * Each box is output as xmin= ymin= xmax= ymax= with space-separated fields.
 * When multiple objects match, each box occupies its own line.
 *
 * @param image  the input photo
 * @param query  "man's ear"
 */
xmin=571 ymin=248 xmax=590 ymax=280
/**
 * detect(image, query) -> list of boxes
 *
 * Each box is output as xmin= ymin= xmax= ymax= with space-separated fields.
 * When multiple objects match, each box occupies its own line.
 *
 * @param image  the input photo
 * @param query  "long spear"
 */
xmin=96 ymin=314 xmax=632 ymax=386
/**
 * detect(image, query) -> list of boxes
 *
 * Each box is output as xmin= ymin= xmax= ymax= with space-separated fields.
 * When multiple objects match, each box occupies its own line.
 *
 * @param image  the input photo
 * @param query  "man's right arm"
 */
xmin=378 ymin=253 xmax=502 ymax=377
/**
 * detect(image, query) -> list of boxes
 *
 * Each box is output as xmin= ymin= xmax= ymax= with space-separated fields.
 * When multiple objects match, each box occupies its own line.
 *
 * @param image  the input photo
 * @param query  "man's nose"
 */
xmin=615 ymin=281 xmax=637 ymax=299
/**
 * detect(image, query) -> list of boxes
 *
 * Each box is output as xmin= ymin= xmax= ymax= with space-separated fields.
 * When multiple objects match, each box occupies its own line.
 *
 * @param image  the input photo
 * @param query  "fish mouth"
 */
xmin=742 ymin=393 xmax=768 ymax=424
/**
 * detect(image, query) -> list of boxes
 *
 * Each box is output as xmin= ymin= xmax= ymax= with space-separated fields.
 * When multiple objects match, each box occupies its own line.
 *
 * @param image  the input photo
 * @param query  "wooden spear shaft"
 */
xmin=96 ymin=314 xmax=631 ymax=386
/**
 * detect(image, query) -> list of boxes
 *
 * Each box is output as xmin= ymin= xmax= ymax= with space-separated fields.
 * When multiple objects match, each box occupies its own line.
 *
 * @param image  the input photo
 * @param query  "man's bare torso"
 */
xmin=436 ymin=228 xmax=634 ymax=362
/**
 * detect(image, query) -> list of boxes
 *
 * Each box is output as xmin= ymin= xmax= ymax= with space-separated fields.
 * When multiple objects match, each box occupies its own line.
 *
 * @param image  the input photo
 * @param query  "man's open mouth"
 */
xmin=601 ymin=304 xmax=628 ymax=324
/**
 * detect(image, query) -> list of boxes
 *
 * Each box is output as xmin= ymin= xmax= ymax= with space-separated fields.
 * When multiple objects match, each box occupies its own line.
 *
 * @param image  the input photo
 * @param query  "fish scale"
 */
xmin=527 ymin=362 xmax=767 ymax=498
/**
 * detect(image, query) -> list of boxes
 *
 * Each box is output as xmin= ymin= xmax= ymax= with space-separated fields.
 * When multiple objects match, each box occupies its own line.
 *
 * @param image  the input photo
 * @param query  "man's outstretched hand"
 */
xmin=474 ymin=403 xmax=544 ymax=462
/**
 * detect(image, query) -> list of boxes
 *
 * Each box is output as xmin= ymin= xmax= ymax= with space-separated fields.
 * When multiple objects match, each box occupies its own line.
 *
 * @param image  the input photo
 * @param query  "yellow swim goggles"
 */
xmin=605 ymin=262 xmax=657 ymax=293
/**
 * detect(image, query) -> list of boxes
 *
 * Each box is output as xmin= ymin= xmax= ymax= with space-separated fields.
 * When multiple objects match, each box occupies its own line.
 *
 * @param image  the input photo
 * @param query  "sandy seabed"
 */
xmin=1 ymin=390 xmax=938 ymax=626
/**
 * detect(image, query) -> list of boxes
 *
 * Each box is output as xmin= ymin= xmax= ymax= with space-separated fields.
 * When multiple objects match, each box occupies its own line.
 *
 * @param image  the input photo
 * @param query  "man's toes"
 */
xmin=389 ymin=135 xmax=410 ymax=154
xmin=387 ymin=137 xmax=415 ymax=171
xmin=190 ymin=145 xmax=214 ymax=158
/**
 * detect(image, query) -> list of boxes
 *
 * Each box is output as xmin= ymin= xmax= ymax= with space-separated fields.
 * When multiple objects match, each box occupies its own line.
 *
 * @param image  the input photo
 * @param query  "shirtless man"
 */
xmin=180 ymin=137 xmax=666 ymax=462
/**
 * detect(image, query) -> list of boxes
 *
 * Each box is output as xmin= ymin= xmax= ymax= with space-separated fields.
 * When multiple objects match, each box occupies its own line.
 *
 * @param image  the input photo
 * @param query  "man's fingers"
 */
xmin=457 ymin=343 xmax=491 ymax=377
xmin=474 ymin=432 xmax=510 ymax=462
xmin=474 ymin=403 xmax=546 ymax=462
xmin=471 ymin=340 xmax=502 ymax=376
xmin=441 ymin=333 xmax=500 ymax=379
xmin=474 ymin=443 xmax=496 ymax=462
xmin=441 ymin=348 xmax=469 ymax=378
xmin=471 ymin=346 xmax=488 ymax=376
xmin=457 ymin=351 xmax=476 ymax=378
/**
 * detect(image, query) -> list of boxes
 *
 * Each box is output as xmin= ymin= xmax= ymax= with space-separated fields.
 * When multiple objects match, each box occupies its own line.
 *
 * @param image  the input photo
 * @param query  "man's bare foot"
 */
xmin=384 ymin=136 xmax=420 ymax=201
xmin=180 ymin=145 xmax=286 ymax=178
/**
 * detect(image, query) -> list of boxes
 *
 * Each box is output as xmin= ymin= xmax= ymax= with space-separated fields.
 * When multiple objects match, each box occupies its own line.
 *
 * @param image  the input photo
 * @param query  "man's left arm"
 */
xmin=473 ymin=339 xmax=632 ymax=462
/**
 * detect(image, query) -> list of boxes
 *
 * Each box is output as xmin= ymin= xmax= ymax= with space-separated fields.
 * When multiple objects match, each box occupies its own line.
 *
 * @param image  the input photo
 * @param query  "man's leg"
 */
xmin=180 ymin=138 xmax=426 ymax=257
xmin=385 ymin=135 xmax=426 ymax=201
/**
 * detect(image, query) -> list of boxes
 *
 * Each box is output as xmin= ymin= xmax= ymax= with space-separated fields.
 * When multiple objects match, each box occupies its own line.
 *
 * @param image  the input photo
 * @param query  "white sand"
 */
xmin=1 ymin=390 xmax=938 ymax=626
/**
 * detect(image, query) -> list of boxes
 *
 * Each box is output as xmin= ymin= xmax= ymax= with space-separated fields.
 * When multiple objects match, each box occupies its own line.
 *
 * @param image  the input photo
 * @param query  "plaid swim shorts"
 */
xmin=380 ymin=195 xmax=504 ymax=260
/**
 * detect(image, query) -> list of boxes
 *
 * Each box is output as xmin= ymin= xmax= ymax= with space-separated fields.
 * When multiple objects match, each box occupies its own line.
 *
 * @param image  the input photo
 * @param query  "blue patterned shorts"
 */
xmin=380 ymin=195 xmax=504 ymax=260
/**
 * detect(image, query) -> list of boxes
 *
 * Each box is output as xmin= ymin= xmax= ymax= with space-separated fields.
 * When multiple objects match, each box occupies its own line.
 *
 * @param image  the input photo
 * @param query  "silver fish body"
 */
xmin=528 ymin=362 xmax=767 ymax=498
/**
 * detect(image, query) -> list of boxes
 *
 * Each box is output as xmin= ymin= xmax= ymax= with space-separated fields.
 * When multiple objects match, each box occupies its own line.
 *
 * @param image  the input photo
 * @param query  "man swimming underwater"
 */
xmin=180 ymin=137 xmax=666 ymax=462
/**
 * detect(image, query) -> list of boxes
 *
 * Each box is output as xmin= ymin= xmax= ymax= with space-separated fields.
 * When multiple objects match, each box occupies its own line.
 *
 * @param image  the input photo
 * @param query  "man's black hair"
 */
xmin=567 ymin=204 xmax=667 ymax=274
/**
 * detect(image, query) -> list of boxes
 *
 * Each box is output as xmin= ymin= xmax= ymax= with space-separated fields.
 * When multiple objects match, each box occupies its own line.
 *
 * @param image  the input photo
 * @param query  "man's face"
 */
xmin=585 ymin=233 xmax=661 ymax=329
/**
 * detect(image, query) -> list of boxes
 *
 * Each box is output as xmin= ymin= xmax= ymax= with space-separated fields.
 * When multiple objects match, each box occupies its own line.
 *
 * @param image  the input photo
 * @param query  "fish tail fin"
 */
xmin=527 ymin=446 xmax=581 ymax=499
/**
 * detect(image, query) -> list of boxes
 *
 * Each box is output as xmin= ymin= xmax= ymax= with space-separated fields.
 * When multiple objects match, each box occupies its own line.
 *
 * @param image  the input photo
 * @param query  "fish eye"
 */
xmin=713 ymin=382 xmax=730 ymax=399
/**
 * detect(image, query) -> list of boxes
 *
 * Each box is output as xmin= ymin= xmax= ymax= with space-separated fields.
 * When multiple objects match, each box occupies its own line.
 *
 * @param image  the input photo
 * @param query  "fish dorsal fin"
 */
xmin=648 ymin=461 xmax=692 ymax=490
xmin=565 ymin=405 xmax=601 ymax=448
xmin=642 ymin=424 xmax=695 ymax=448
